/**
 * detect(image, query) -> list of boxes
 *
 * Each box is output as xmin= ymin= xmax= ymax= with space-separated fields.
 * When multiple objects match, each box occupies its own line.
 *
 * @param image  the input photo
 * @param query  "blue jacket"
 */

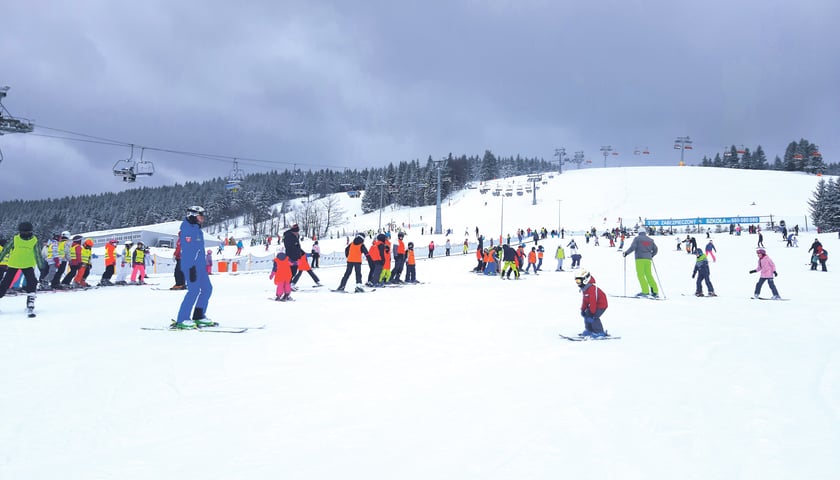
xmin=178 ymin=218 xmax=205 ymax=273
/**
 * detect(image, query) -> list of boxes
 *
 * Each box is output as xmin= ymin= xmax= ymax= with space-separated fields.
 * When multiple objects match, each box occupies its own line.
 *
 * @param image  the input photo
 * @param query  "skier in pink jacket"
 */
xmin=749 ymin=248 xmax=781 ymax=299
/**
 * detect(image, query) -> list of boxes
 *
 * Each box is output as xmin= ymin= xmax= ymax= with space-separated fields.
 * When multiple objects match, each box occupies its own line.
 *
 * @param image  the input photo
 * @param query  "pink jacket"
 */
xmin=756 ymin=255 xmax=776 ymax=278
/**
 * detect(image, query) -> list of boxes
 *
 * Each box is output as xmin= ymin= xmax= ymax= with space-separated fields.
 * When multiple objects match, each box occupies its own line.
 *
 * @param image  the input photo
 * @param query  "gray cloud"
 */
xmin=2 ymin=0 xmax=838 ymax=200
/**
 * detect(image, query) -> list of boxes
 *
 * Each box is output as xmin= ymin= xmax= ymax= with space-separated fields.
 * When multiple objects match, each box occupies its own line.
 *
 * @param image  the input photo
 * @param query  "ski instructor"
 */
xmin=173 ymin=206 xmax=215 ymax=329
xmin=623 ymin=226 xmax=660 ymax=298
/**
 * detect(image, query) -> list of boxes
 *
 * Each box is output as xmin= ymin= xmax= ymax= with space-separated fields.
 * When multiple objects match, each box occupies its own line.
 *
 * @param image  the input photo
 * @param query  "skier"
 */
xmin=524 ymin=247 xmax=538 ymax=275
xmin=0 ymin=222 xmax=47 ymax=317
xmin=391 ymin=232 xmax=405 ymax=283
xmin=335 ymin=234 xmax=369 ymax=292
xmin=129 ymin=242 xmax=148 ymax=285
xmin=114 ymin=240 xmax=134 ymax=285
xmin=575 ymin=270 xmax=608 ymax=338
xmin=270 ymin=251 xmax=293 ymax=301
xmin=60 ymin=235 xmax=84 ymax=288
xmin=692 ymin=248 xmax=716 ymax=297
xmin=749 ymin=248 xmax=781 ymax=299
xmin=405 ymin=241 xmax=418 ymax=283
xmin=311 ymin=240 xmax=321 ymax=268
xmin=291 ymin=252 xmax=321 ymax=289
xmin=99 ymin=238 xmax=119 ymax=286
xmin=173 ymin=206 xmax=214 ymax=329
xmin=704 ymin=239 xmax=716 ymax=262
xmin=72 ymin=238 xmax=94 ymax=287
xmin=282 ymin=224 xmax=304 ymax=281
xmin=555 ymin=244 xmax=566 ymax=271
xmin=500 ymin=243 xmax=520 ymax=280
xmin=623 ymin=229 xmax=659 ymax=298
xmin=50 ymin=231 xmax=70 ymax=289
xmin=169 ymin=237 xmax=186 ymax=290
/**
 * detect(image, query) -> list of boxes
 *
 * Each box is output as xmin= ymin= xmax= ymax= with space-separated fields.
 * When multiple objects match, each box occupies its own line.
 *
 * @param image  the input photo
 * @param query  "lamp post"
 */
xmin=557 ymin=200 xmax=562 ymax=235
xmin=554 ymin=148 xmax=566 ymax=175
xmin=600 ymin=146 xmax=613 ymax=168
xmin=375 ymin=177 xmax=388 ymax=232
xmin=500 ymin=193 xmax=505 ymax=245
xmin=674 ymin=136 xmax=693 ymax=165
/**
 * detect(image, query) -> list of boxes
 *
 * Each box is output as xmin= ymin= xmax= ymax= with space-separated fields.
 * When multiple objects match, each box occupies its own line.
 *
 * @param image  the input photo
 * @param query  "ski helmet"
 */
xmin=84 ymin=239 xmax=94 ymax=247
xmin=574 ymin=270 xmax=591 ymax=287
xmin=186 ymin=205 xmax=206 ymax=217
xmin=756 ymin=248 xmax=766 ymax=255
xmin=18 ymin=221 xmax=33 ymax=232
xmin=61 ymin=230 xmax=70 ymax=239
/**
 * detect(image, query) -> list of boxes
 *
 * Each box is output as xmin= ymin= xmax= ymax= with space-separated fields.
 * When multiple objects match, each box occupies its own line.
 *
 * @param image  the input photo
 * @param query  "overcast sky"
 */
xmin=1 ymin=0 xmax=838 ymax=201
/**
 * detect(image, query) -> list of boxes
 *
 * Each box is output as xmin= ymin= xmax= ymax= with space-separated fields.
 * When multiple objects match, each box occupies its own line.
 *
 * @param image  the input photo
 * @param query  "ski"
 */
xmin=752 ymin=297 xmax=790 ymax=301
xmin=268 ymin=297 xmax=296 ymax=302
xmin=559 ymin=334 xmax=620 ymax=342
xmin=609 ymin=294 xmax=663 ymax=300
xmin=141 ymin=326 xmax=248 ymax=333
xmin=331 ymin=288 xmax=375 ymax=293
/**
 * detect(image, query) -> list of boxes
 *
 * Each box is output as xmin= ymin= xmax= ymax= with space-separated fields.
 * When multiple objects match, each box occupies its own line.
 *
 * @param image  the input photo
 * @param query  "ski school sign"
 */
xmin=642 ymin=216 xmax=761 ymax=227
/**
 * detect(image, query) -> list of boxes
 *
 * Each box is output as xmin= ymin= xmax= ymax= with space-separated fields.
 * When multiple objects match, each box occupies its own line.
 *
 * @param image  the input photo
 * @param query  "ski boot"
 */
xmin=708 ymin=292 xmax=717 ymax=297
xmin=354 ymin=284 xmax=365 ymax=293
xmin=171 ymin=320 xmax=196 ymax=330
xmin=695 ymin=292 xmax=704 ymax=297
xmin=26 ymin=294 xmax=36 ymax=318
xmin=192 ymin=308 xmax=217 ymax=327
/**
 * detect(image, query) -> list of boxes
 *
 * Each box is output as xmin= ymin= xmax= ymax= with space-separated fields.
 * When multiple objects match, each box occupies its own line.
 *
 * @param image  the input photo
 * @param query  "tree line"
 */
xmin=0 ymin=151 xmax=553 ymax=242
xmin=699 ymin=138 xmax=837 ymax=174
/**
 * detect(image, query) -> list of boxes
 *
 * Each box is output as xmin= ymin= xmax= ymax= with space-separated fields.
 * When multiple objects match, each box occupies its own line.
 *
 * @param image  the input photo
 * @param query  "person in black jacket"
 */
xmin=282 ymin=224 xmax=304 ymax=282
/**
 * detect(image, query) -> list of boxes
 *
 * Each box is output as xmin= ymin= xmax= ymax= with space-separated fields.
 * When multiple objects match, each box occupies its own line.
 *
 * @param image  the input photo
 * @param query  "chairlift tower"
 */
xmin=572 ymin=151 xmax=585 ymax=169
xmin=600 ymin=146 xmax=613 ymax=168
xmin=674 ymin=136 xmax=693 ymax=165
xmin=526 ymin=174 xmax=542 ymax=206
xmin=0 ymin=86 xmax=35 ymax=164
xmin=433 ymin=160 xmax=444 ymax=234
xmin=553 ymin=148 xmax=566 ymax=175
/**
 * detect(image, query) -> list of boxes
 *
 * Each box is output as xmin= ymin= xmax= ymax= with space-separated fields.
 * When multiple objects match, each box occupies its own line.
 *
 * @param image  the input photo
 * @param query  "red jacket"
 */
xmin=580 ymin=279 xmax=608 ymax=314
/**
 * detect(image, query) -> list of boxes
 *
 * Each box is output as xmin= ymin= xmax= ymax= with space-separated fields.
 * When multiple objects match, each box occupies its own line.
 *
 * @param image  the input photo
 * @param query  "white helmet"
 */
xmin=61 ymin=230 xmax=70 ymax=239
xmin=574 ymin=269 xmax=591 ymax=288
xmin=186 ymin=205 xmax=206 ymax=217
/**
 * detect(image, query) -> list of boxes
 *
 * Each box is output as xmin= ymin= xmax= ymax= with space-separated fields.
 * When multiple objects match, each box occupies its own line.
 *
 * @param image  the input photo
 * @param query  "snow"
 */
xmin=1 ymin=166 xmax=839 ymax=480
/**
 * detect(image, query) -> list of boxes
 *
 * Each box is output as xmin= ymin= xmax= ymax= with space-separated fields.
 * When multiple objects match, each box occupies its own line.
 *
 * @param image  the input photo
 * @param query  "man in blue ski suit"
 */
xmin=174 ymin=206 xmax=214 ymax=328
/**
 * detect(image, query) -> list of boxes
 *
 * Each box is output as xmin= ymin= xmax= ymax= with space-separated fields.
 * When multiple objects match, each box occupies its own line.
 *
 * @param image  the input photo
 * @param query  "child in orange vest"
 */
xmin=270 ymin=252 xmax=294 ymax=301
xmin=525 ymin=246 xmax=538 ymax=275
xmin=405 ymin=242 xmax=418 ymax=283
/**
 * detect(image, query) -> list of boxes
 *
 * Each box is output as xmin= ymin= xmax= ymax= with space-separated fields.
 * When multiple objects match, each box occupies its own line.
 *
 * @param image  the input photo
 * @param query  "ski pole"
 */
xmin=652 ymin=259 xmax=666 ymax=299
xmin=623 ymin=254 xmax=627 ymax=297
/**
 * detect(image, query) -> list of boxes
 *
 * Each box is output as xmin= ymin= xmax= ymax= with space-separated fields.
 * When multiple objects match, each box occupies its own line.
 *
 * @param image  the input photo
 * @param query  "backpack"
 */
xmin=819 ymin=249 xmax=828 ymax=261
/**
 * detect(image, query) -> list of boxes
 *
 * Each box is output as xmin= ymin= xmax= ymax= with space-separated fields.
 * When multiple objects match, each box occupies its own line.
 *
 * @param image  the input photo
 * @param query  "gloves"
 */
xmin=691 ymin=272 xmax=696 ymax=279
xmin=749 ymin=269 xmax=757 ymax=274
xmin=189 ymin=266 xmax=197 ymax=282
xmin=623 ymin=252 xmax=628 ymax=257
xmin=269 ymin=272 xmax=275 ymax=280
xmin=773 ymin=271 xmax=778 ymax=277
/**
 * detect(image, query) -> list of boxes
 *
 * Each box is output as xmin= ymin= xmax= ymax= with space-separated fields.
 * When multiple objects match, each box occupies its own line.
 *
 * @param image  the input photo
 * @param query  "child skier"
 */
xmin=692 ymin=248 xmax=716 ymax=297
xmin=575 ymin=270 xmax=608 ymax=338
xmin=0 ymin=222 xmax=48 ymax=317
xmin=270 ymin=251 xmax=293 ymax=301
xmin=525 ymin=246 xmax=538 ymax=275
xmin=750 ymin=248 xmax=781 ymax=299
xmin=405 ymin=241 xmax=418 ymax=283
xmin=555 ymin=244 xmax=566 ymax=271
xmin=130 ymin=242 xmax=148 ymax=284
